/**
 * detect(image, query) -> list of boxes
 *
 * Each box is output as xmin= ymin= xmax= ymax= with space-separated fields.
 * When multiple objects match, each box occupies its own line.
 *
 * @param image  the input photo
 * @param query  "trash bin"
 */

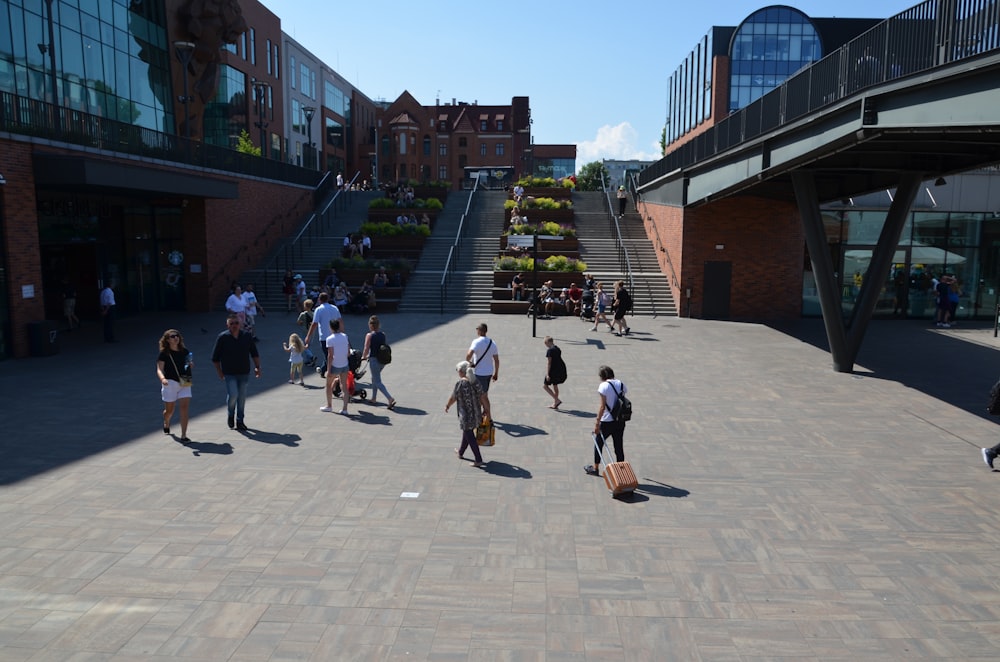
xmin=27 ymin=320 xmax=60 ymax=357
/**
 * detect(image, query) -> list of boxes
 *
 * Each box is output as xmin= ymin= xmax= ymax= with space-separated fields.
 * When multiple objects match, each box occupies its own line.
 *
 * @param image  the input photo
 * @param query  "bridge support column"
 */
xmin=792 ymin=171 xmax=921 ymax=372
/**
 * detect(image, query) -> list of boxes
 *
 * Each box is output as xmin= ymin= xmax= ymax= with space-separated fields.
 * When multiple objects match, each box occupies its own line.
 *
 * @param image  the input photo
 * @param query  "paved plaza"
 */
xmin=2 ymin=309 xmax=1000 ymax=660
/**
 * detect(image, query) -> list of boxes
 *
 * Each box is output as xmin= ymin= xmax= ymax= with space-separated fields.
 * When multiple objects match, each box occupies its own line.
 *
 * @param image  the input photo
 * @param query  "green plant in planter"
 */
xmin=541 ymin=255 xmax=587 ymax=272
xmin=493 ymin=255 xmax=586 ymax=272
xmin=326 ymin=256 xmax=415 ymax=272
xmin=507 ymin=222 xmax=576 ymax=238
xmin=368 ymin=197 xmax=396 ymax=209
xmin=424 ymin=198 xmax=443 ymax=210
xmin=360 ymin=222 xmax=431 ymax=237
xmin=516 ymin=176 xmax=557 ymax=187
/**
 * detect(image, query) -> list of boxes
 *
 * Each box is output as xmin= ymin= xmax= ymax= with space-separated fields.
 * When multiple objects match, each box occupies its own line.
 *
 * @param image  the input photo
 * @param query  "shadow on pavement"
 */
xmin=480 ymin=461 xmax=532 ymax=479
xmin=177 ymin=439 xmax=234 ymax=456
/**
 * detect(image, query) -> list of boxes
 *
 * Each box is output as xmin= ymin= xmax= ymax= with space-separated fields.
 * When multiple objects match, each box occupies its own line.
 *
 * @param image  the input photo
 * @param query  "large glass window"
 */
xmin=203 ymin=64 xmax=247 ymax=149
xmin=325 ymin=117 xmax=343 ymax=147
xmin=728 ymin=7 xmax=822 ymax=113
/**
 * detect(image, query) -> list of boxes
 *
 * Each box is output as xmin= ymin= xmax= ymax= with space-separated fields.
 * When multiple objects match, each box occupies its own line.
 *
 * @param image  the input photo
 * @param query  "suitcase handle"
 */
xmin=592 ymin=432 xmax=614 ymax=472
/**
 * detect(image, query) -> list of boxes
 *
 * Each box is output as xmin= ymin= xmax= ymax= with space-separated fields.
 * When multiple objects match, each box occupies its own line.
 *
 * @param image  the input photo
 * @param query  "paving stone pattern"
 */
xmin=2 ymin=311 xmax=1000 ymax=660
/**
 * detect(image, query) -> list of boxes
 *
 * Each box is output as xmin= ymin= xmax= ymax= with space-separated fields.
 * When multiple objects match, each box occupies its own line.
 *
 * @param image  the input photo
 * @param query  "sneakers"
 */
xmin=320 ymin=406 xmax=333 ymax=412
xmin=624 ymin=327 xmax=630 ymax=335
xmin=983 ymin=448 xmax=996 ymax=469
xmin=338 ymin=409 xmax=348 ymax=416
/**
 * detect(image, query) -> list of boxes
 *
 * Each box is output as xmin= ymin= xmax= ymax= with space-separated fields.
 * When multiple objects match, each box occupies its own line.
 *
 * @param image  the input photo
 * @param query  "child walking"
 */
xmin=283 ymin=333 xmax=305 ymax=385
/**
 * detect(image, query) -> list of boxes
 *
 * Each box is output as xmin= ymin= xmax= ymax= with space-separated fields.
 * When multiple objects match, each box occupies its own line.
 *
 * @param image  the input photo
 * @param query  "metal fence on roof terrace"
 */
xmin=639 ymin=0 xmax=1000 ymax=188
xmin=0 ymin=90 xmax=322 ymax=188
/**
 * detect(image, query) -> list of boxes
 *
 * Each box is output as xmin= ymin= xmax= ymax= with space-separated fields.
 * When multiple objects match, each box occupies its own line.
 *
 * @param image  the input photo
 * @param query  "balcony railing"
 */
xmin=640 ymin=0 xmax=1000 ymax=189
xmin=0 ymin=91 xmax=322 ymax=188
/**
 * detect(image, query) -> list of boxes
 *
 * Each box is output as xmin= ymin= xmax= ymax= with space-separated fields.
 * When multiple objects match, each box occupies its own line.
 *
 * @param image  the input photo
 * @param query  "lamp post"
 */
xmin=302 ymin=105 xmax=316 ymax=169
xmin=173 ymin=41 xmax=195 ymax=144
xmin=251 ymin=79 xmax=269 ymax=158
xmin=42 ymin=0 xmax=59 ymax=131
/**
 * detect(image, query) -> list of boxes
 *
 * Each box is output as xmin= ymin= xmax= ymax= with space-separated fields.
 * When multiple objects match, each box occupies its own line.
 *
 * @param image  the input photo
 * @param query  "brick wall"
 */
xmin=641 ymin=196 xmax=804 ymax=320
xmin=0 ymin=140 xmax=45 ymax=358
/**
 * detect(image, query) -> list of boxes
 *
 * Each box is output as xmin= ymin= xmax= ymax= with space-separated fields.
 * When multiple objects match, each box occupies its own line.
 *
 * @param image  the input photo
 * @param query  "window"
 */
xmin=423 ymin=135 xmax=431 ymax=156
xmin=249 ymin=28 xmax=256 ymax=65
xmin=240 ymin=33 xmax=247 ymax=59
xmin=459 ymin=137 xmax=467 ymax=147
xmin=480 ymin=143 xmax=487 ymax=156
xmin=438 ymin=166 xmax=448 ymax=180
xmin=326 ymin=117 xmax=343 ymax=147
xmin=439 ymin=143 xmax=447 ymax=156
xmin=273 ymin=44 xmax=280 ymax=79
xmin=497 ymin=119 xmax=504 ymax=131
xmin=480 ymin=120 xmax=488 ymax=131
xmin=300 ymin=63 xmax=309 ymax=97
xmin=265 ymin=39 xmax=271 ymax=74
xmin=399 ymin=133 xmax=406 ymax=155
xmin=309 ymin=70 xmax=316 ymax=100
xmin=496 ymin=143 xmax=505 ymax=156
xmin=290 ymin=55 xmax=296 ymax=89
xmin=291 ymin=99 xmax=302 ymax=134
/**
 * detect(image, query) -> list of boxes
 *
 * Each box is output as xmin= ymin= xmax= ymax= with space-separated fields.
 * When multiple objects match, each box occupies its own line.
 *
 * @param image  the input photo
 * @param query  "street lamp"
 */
xmin=251 ymin=78 xmax=269 ymax=159
xmin=302 ymin=105 xmax=316 ymax=169
xmin=173 ymin=41 xmax=195 ymax=143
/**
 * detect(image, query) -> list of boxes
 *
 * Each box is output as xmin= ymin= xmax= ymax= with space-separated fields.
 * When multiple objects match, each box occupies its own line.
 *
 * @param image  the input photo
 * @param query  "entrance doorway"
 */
xmin=703 ymin=261 xmax=732 ymax=320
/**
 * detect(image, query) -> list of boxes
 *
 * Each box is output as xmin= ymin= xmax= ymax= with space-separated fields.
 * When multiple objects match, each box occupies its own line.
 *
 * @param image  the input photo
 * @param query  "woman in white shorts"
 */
xmin=156 ymin=328 xmax=193 ymax=441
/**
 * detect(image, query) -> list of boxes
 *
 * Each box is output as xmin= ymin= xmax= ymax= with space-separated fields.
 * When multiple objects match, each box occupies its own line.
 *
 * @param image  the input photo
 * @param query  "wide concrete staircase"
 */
xmin=398 ymin=190 xmax=507 ymax=315
xmin=238 ymin=190 xmax=381 ymax=312
xmin=560 ymin=191 xmax=676 ymax=316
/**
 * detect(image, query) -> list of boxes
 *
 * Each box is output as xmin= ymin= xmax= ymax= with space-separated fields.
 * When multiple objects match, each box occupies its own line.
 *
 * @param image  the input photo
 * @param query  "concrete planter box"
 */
xmin=505 ymin=208 xmax=574 ymax=224
xmin=366 ymin=209 xmax=438 ymax=227
xmin=521 ymin=186 xmax=572 ymax=199
xmin=493 ymin=271 xmax=586 ymax=289
xmin=500 ymin=235 xmax=579 ymax=252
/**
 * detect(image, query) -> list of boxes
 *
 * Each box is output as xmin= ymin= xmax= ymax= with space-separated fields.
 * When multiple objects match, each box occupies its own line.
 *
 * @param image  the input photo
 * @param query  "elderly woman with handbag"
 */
xmin=445 ymin=360 xmax=488 ymax=468
xmin=156 ymin=328 xmax=194 ymax=442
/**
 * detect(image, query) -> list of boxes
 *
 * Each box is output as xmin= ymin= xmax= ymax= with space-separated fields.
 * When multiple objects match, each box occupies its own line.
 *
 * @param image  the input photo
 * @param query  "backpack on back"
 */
xmin=610 ymin=381 xmax=632 ymax=422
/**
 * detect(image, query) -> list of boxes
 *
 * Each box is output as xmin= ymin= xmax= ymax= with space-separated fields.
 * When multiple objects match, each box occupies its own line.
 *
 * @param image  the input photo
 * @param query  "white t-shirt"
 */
xmin=598 ymin=379 xmax=627 ymax=423
xmin=469 ymin=336 xmax=498 ymax=377
xmin=225 ymin=293 xmax=245 ymax=313
xmin=99 ymin=286 xmax=115 ymax=307
xmin=312 ymin=303 xmax=341 ymax=340
xmin=243 ymin=291 xmax=258 ymax=317
xmin=295 ymin=280 xmax=306 ymax=299
xmin=326 ymin=331 xmax=350 ymax=370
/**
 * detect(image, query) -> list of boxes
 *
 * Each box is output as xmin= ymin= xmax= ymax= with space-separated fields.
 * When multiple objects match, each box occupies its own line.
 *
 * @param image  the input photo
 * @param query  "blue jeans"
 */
xmin=224 ymin=374 xmax=249 ymax=421
xmin=369 ymin=359 xmax=393 ymax=401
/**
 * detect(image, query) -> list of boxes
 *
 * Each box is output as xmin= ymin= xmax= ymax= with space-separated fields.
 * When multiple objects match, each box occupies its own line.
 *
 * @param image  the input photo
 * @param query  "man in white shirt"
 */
xmin=466 ymin=322 xmax=498 ymax=419
xmin=322 ymin=318 xmax=351 ymax=415
xmin=304 ymin=292 xmax=341 ymax=376
xmin=100 ymin=280 xmax=116 ymax=343
xmin=242 ymin=283 xmax=264 ymax=340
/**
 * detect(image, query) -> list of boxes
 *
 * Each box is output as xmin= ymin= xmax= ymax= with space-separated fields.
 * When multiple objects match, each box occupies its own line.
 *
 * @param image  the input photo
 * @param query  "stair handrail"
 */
xmin=260 ymin=170 xmax=361 ymax=295
xmin=601 ymin=172 xmax=634 ymax=296
xmin=440 ymin=178 xmax=480 ymax=314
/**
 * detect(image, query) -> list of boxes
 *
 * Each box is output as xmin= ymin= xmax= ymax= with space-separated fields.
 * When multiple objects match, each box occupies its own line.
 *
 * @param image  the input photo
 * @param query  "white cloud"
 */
xmin=576 ymin=122 xmax=662 ymax=165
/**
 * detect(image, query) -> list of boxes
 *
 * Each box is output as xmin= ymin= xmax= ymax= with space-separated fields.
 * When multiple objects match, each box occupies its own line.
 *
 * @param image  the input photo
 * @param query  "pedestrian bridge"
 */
xmin=637 ymin=0 xmax=1000 ymax=371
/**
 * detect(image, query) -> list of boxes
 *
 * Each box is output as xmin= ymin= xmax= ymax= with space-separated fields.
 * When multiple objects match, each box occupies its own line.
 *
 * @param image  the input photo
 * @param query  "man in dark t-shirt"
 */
xmin=211 ymin=314 xmax=261 ymax=430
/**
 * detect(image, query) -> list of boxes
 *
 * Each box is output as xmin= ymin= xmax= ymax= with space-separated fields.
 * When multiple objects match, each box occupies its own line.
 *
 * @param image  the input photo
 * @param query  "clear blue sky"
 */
xmin=273 ymin=1 xmax=912 ymax=167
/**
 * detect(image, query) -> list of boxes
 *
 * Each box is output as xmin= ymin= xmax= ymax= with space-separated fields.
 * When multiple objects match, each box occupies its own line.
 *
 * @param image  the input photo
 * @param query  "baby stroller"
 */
xmin=332 ymin=348 xmax=368 ymax=401
xmin=581 ymin=289 xmax=595 ymax=321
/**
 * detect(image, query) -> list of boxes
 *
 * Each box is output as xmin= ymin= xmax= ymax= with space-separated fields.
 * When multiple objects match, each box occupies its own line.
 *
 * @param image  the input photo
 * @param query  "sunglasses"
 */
xmin=167 ymin=334 xmax=180 ymax=339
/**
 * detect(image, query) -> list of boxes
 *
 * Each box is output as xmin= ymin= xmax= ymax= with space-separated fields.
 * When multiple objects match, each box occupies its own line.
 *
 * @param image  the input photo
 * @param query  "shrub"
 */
xmin=516 ymin=176 xmax=557 ymax=187
xmin=424 ymin=197 xmax=443 ymax=210
xmin=507 ymin=222 xmax=576 ymax=238
xmin=325 ymin=256 xmax=415 ymax=272
xmin=359 ymin=222 xmax=430 ymax=237
xmin=368 ymin=197 xmax=396 ymax=209
xmin=492 ymin=255 xmax=586 ymax=272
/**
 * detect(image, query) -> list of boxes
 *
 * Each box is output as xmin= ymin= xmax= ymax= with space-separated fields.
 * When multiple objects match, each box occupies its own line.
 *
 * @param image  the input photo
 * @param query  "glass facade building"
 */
xmin=0 ymin=0 xmax=175 ymax=132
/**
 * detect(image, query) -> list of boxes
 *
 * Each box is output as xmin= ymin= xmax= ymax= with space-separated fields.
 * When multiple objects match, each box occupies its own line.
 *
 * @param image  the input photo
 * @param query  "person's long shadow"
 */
xmin=479 ymin=461 xmax=531 ymax=479
xmin=176 ymin=438 xmax=234 ymax=456
xmin=352 ymin=410 xmax=392 ymax=426
xmin=554 ymin=408 xmax=593 ymax=419
xmin=237 ymin=429 xmax=301 ymax=446
xmin=637 ymin=478 xmax=690 ymax=499
xmin=494 ymin=421 xmax=546 ymax=438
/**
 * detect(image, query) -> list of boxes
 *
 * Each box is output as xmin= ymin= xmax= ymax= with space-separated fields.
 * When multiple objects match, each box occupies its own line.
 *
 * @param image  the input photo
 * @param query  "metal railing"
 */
xmin=440 ymin=178 xmax=481 ymax=314
xmin=259 ymin=170 xmax=362 ymax=295
xmin=639 ymin=0 xmax=1000 ymax=189
xmin=0 ymin=91 xmax=323 ymax=187
xmin=601 ymin=173 xmax=634 ymax=296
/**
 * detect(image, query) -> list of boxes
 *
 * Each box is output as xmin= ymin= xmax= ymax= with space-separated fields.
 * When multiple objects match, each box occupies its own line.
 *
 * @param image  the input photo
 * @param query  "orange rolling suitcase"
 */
xmin=593 ymin=432 xmax=637 ymax=497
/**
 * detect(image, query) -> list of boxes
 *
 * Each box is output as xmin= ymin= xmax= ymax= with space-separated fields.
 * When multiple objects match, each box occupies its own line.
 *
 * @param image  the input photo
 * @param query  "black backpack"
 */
xmin=610 ymin=381 xmax=632 ymax=422
xmin=376 ymin=342 xmax=392 ymax=365
xmin=988 ymin=380 xmax=1000 ymax=415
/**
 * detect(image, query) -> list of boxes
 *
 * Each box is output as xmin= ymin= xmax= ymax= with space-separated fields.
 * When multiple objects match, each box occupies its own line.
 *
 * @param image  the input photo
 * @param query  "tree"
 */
xmin=660 ymin=126 xmax=667 ymax=156
xmin=235 ymin=129 xmax=261 ymax=156
xmin=576 ymin=161 xmax=609 ymax=191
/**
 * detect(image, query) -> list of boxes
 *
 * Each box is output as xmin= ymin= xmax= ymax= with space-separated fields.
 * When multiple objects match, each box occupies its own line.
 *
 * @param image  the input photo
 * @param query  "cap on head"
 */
xmin=294 ymin=274 xmax=302 ymax=279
